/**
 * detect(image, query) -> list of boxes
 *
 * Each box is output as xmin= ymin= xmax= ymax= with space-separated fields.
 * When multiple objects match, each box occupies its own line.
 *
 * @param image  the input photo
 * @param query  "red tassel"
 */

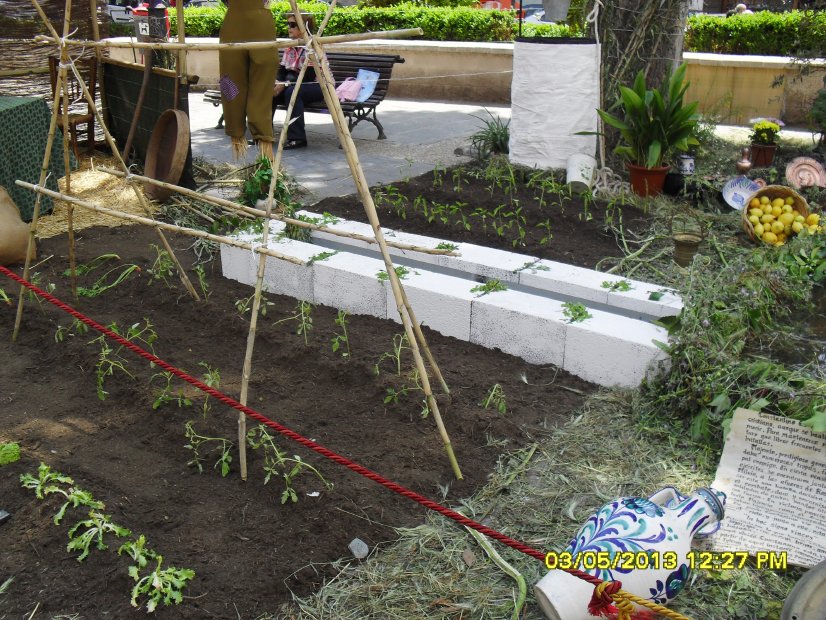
xmin=588 ymin=581 xmax=622 ymax=617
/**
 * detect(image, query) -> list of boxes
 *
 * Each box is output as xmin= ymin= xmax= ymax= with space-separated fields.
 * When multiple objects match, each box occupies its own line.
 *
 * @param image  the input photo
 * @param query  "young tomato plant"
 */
xmin=331 ymin=310 xmax=351 ymax=358
xmin=480 ymin=383 xmax=507 ymax=414
xmin=183 ymin=421 xmax=233 ymax=477
xmin=562 ymin=302 xmax=593 ymax=323
xmin=274 ymin=301 xmax=313 ymax=344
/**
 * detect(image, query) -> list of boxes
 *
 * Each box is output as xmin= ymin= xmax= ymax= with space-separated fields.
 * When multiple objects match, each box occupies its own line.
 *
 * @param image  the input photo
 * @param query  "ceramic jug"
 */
xmin=534 ymin=487 xmax=726 ymax=620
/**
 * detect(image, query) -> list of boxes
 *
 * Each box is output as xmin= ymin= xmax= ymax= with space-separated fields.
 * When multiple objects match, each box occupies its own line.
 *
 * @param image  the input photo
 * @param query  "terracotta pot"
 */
xmin=626 ymin=162 xmax=670 ymax=197
xmin=749 ymin=143 xmax=777 ymax=168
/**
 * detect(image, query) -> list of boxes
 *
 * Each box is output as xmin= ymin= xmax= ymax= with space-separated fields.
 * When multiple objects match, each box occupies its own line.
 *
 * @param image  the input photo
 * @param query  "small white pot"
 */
xmin=534 ymin=569 xmax=597 ymax=620
xmin=566 ymin=153 xmax=597 ymax=194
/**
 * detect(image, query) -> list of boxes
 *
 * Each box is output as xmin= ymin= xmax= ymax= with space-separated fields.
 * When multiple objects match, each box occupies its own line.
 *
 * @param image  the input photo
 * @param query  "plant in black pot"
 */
xmin=596 ymin=64 xmax=700 ymax=197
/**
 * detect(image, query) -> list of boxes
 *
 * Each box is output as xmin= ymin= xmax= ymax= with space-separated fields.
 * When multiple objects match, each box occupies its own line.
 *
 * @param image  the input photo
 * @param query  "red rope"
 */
xmin=1 ymin=264 xmax=604 ymax=587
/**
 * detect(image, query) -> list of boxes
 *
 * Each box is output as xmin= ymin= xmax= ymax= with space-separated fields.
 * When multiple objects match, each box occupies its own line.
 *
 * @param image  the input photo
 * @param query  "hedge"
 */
xmin=685 ymin=10 xmax=826 ymax=56
xmin=159 ymin=2 xmax=573 ymax=41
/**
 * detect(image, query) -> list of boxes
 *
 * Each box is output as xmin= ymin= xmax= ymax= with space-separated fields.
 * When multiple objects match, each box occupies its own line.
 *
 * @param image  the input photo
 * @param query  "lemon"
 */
xmin=778 ymin=212 xmax=795 ymax=226
xmin=785 ymin=196 xmax=795 ymax=205
xmin=772 ymin=197 xmax=785 ymax=209
xmin=749 ymin=198 xmax=761 ymax=209
xmin=762 ymin=231 xmax=778 ymax=244
xmin=747 ymin=215 xmax=759 ymax=226
xmin=760 ymin=195 xmax=771 ymax=205
xmin=772 ymin=206 xmax=783 ymax=218
xmin=749 ymin=208 xmax=764 ymax=218
xmin=771 ymin=221 xmax=785 ymax=234
xmin=794 ymin=214 xmax=805 ymax=223
xmin=806 ymin=213 xmax=821 ymax=226
xmin=761 ymin=213 xmax=776 ymax=224
xmin=782 ymin=204 xmax=793 ymax=213
xmin=792 ymin=221 xmax=804 ymax=233
xmin=754 ymin=223 xmax=765 ymax=237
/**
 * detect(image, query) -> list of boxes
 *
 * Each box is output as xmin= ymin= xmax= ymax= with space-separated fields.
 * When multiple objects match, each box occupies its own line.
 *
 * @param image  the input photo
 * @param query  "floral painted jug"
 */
xmin=534 ymin=486 xmax=726 ymax=620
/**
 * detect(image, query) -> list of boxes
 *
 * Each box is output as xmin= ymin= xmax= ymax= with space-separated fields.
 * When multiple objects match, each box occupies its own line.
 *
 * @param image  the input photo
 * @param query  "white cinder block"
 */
xmin=385 ymin=269 xmax=475 ymax=340
xmin=260 ymin=238 xmax=320 ymax=303
xmin=312 ymin=252 xmax=388 ymax=319
xmin=470 ymin=289 xmax=566 ymax=366
xmin=562 ymin=309 xmax=669 ymax=388
xmin=437 ymin=243 xmax=534 ymax=281
xmin=220 ymin=242 xmax=258 ymax=287
xmin=518 ymin=260 xmax=610 ymax=305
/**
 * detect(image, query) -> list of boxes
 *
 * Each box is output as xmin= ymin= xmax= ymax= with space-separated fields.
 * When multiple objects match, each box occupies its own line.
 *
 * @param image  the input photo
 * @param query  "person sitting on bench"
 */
xmin=272 ymin=13 xmax=324 ymax=150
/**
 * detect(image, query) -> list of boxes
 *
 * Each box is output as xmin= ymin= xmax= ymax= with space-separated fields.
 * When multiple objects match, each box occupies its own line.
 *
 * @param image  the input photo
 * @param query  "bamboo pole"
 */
xmin=15 ymin=180 xmax=305 ymax=265
xmin=34 ymin=28 xmax=423 ymax=51
xmin=13 ymin=0 xmax=73 ymax=342
xmin=236 ymin=0 xmax=339 ymax=481
xmin=290 ymin=3 xmax=461 ymax=479
xmin=0 ymin=67 xmax=51 ymax=77
xmin=96 ymin=167 xmax=459 ymax=257
xmin=25 ymin=0 xmax=201 ymax=303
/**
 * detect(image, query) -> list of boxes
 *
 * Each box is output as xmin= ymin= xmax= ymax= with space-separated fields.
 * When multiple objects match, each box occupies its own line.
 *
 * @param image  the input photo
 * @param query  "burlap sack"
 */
xmin=0 ymin=186 xmax=35 ymax=265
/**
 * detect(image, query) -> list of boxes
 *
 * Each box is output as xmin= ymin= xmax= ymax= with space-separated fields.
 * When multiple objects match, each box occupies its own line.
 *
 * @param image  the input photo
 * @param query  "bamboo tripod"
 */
xmin=18 ymin=0 xmax=463 ymax=479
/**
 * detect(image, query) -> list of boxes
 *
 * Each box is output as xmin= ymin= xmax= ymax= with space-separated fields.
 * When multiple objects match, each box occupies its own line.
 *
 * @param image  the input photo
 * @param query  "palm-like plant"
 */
xmin=597 ymin=64 xmax=700 ymax=169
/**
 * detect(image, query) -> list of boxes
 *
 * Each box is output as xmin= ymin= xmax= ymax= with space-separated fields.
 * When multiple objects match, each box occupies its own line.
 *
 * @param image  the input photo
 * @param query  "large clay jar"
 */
xmin=534 ymin=487 xmax=726 ymax=620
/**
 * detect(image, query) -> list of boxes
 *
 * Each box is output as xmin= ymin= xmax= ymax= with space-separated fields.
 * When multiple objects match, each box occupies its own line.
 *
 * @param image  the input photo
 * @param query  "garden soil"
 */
xmin=0 ymin=164 xmax=647 ymax=618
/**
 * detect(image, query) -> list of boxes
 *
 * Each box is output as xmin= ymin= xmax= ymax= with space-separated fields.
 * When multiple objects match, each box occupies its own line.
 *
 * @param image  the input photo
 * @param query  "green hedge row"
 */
xmin=685 ymin=10 xmax=826 ymax=56
xmin=161 ymin=1 xmax=572 ymax=41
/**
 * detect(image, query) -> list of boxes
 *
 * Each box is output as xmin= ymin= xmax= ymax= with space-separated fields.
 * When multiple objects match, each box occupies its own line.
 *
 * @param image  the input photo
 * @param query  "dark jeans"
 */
xmin=272 ymin=81 xmax=324 ymax=142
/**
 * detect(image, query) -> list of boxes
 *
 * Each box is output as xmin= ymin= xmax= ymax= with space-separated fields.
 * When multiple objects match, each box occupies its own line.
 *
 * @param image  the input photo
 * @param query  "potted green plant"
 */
xmin=748 ymin=118 xmax=783 ymax=167
xmin=596 ymin=64 xmax=699 ymax=196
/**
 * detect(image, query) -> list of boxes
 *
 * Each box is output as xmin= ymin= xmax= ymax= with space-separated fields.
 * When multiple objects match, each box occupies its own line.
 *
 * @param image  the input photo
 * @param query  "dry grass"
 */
xmin=277 ymin=390 xmax=799 ymax=620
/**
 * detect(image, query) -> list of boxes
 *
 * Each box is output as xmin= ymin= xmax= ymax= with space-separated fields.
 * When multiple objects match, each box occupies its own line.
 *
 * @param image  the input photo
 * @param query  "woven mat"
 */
xmin=36 ymin=154 xmax=157 ymax=239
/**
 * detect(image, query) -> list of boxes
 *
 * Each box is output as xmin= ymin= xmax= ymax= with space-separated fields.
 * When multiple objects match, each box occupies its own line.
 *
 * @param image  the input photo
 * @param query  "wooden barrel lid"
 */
xmin=144 ymin=109 xmax=190 ymax=202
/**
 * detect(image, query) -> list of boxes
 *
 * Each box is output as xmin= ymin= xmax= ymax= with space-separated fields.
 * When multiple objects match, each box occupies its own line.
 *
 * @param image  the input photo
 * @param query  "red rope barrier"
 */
xmin=1 ymin=264 xmax=605 ymax=589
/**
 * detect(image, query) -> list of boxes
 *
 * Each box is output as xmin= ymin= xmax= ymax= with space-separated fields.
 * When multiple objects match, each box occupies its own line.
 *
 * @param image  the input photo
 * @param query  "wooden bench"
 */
xmin=204 ymin=52 xmax=405 ymax=139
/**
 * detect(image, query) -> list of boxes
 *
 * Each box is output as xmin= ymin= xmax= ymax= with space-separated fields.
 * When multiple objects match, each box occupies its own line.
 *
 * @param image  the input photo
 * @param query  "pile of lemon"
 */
xmin=747 ymin=195 xmax=821 ymax=246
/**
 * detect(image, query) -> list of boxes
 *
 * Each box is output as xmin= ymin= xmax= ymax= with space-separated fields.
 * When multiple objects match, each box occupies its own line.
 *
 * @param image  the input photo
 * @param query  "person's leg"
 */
xmin=283 ymin=82 xmax=324 ymax=144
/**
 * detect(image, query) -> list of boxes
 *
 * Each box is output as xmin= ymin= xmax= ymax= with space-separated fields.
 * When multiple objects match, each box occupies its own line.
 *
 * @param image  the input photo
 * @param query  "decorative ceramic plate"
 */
xmin=722 ymin=176 xmax=761 ymax=210
xmin=785 ymin=157 xmax=826 ymax=189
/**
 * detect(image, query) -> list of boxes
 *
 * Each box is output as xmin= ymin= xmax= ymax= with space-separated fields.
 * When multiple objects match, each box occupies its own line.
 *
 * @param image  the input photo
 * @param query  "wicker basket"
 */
xmin=741 ymin=185 xmax=809 ymax=242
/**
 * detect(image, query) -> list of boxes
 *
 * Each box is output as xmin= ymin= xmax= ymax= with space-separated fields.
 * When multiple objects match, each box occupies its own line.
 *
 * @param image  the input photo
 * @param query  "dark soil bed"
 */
xmin=0 ymin=164 xmax=645 ymax=618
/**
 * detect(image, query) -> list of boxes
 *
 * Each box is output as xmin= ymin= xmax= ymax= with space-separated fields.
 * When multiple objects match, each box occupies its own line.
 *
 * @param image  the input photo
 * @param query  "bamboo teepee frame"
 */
xmin=17 ymin=0 xmax=463 ymax=479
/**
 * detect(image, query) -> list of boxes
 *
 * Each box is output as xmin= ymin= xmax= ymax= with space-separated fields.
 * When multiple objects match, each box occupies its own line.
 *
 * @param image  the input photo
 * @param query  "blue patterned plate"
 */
xmin=722 ymin=176 xmax=761 ymax=211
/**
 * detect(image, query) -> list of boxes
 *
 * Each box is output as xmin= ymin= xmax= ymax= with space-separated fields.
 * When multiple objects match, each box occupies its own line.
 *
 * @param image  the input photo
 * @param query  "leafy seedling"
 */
xmin=562 ymin=302 xmax=592 ymax=323
xmin=54 ymin=318 xmax=89 ymax=342
xmin=184 ymin=421 xmax=233 ymax=477
xmin=128 ymin=554 xmax=195 ymax=612
xmin=67 ymin=511 xmax=131 ymax=562
xmin=151 ymin=371 xmax=193 ymax=410
xmin=0 ymin=442 xmax=20 ymax=466
xmin=480 ymin=384 xmax=507 ymax=414
xmin=601 ymin=280 xmax=633 ymax=293
xmin=470 ymin=279 xmax=508 ymax=296
xmin=374 ymin=333 xmax=410 ymax=376
xmin=20 ymin=463 xmax=73 ymax=499
xmin=273 ymin=301 xmax=313 ymax=344
xmin=235 ymin=293 xmax=274 ymax=318
xmin=331 ymin=310 xmax=351 ymax=357
xmin=53 ymin=487 xmax=105 ymax=525
xmin=376 ymin=265 xmax=415 ymax=281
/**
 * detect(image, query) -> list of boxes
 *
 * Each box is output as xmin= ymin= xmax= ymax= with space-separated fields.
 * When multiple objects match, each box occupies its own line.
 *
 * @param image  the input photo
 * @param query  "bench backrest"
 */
xmin=279 ymin=50 xmax=404 ymax=105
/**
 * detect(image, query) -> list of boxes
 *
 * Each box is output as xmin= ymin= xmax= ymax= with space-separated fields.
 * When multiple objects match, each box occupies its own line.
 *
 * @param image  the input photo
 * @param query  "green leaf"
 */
xmin=801 ymin=408 xmax=826 ymax=433
xmin=0 ymin=442 xmax=20 ymax=466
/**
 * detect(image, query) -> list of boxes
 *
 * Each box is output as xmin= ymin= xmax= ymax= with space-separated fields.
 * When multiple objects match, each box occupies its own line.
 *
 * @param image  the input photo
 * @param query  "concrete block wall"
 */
xmin=221 ymin=218 xmax=675 ymax=388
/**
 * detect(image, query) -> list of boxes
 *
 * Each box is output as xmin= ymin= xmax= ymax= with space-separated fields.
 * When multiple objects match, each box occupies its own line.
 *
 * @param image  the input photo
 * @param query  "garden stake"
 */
xmin=236 ymin=0 xmax=336 ymax=481
xmin=13 ymin=0 xmax=73 ymax=342
xmin=14 ymin=182 xmax=304 ymax=266
xmin=25 ymin=0 xmax=200 ymax=303
xmin=290 ymin=3 xmax=461 ymax=478
xmin=96 ymin=167 xmax=459 ymax=257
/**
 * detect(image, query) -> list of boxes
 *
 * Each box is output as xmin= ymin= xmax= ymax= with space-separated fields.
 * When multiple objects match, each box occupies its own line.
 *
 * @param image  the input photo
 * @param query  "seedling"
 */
xmin=235 ymin=293 xmax=274 ymax=318
xmin=67 ymin=511 xmax=131 ymax=562
xmin=382 ymin=369 xmax=430 ymax=418
xmin=376 ymin=265 xmax=415 ymax=281
xmin=470 ymin=279 xmax=508 ymax=296
xmin=76 ymin=263 xmax=140 ymax=298
xmin=146 ymin=244 xmax=175 ymax=287
xmin=198 ymin=362 xmax=221 ymax=417
xmin=0 ymin=287 xmax=10 ymax=304
xmin=374 ymin=333 xmax=410 ymax=376
xmin=151 ymin=371 xmax=193 ymax=410
xmin=193 ymin=264 xmax=211 ymax=301
xmin=480 ymin=383 xmax=507 ymax=414
xmin=536 ymin=218 xmax=554 ymax=246
xmin=184 ymin=421 xmax=233 ymax=477
xmin=331 ymin=310 xmax=351 ymax=357
xmin=54 ymin=318 xmax=89 ymax=342
xmin=562 ymin=302 xmax=592 ymax=323
xmin=128 ymin=554 xmax=195 ymax=612
xmin=0 ymin=442 xmax=20 ymax=466
xmin=89 ymin=320 xmax=157 ymax=401
xmin=601 ymin=280 xmax=633 ymax=293
xmin=20 ymin=462 xmax=73 ymax=499
xmin=52 ymin=487 xmax=105 ymax=525
xmin=308 ymin=250 xmax=338 ymax=265
xmin=274 ymin=301 xmax=313 ymax=344
xmin=436 ymin=242 xmax=458 ymax=252
xmin=247 ymin=425 xmax=332 ymax=504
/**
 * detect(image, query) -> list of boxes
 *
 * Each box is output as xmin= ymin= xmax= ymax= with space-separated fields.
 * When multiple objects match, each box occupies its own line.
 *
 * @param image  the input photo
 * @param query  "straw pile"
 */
xmin=36 ymin=155 xmax=155 ymax=239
